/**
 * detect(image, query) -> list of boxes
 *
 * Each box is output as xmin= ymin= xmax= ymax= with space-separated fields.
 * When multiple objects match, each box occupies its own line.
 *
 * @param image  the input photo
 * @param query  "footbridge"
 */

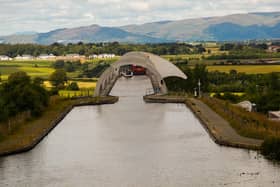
xmin=94 ymin=52 xmax=187 ymax=96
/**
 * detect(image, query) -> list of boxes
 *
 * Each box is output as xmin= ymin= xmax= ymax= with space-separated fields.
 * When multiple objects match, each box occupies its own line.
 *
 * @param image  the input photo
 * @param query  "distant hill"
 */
xmin=121 ymin=12 xmax=280 ymax=41
xmin=1 ymin=12 xmax=280 ymax=44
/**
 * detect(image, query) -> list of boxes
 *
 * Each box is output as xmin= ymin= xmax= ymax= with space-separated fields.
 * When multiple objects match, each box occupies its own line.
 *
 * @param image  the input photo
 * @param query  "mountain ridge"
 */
xmin=1 ymin=11 xmax=280 ymax=44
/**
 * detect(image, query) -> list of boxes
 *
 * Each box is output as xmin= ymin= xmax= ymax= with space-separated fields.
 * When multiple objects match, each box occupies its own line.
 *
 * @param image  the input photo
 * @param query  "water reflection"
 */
xmin=0 ymin=76 xmax=279 ymax=187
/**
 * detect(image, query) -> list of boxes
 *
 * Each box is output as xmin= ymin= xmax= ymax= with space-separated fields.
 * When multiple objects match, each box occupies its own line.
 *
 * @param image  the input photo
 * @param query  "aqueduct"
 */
xmin=94 ymin=51 xmax=187 ymax=96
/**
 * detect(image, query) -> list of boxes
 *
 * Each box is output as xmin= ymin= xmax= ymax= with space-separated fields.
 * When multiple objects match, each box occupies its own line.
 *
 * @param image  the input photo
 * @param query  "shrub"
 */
xmin=261 ymin=138 xmax=280 ymax=160
xmin=49 ymin=69 xmax=68 ymax=88
xmin=0 ymin=72 xmax=49 ymax=121
xmin=67 ymin=82 xmax=79 ymax=91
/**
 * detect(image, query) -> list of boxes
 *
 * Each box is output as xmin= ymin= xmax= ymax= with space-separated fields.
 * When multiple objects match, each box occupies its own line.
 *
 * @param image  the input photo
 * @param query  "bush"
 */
xmin=0 ymin=72 xmax=49 ymax=121
xmin=261 ymin=138 xmax=280 ymax=160
xmin=67 ymin=82 xmax=79 ymax=91
xmin=49 ymin=69 xmax=68 ymax=88
xmin=214 ymin=92 xmax=244 ymax=103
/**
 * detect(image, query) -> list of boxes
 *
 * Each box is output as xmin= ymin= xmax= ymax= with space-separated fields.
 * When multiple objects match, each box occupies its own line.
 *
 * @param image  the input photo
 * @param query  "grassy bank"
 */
xmin=201 ymin=97 xmax=280 ymax=140
xmin=0 ymin=96 xmax=118 ymax=156
xmin=261 ymin=137 xmax=280 ymax=160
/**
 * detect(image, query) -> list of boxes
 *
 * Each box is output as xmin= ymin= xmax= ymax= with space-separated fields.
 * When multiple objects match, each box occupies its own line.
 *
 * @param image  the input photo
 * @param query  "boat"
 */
xmin=121 ymin=71 xmax=133 ymax=78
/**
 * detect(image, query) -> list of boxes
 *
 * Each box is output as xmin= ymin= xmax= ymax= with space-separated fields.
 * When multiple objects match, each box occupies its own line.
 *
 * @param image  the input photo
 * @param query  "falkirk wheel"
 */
xmin=94 ymin=51 xmax=187 ymax=96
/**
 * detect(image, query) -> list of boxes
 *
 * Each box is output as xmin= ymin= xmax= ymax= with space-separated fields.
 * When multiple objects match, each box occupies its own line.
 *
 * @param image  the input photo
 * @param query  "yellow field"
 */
xmin=210 ymin=92 xmax=245 ymax=97
xmin=162 ymin=54 xmax=203 ymax=60
xmin=44 ymin=81 xmax=96 ymax=89
xmin=59 ymin=89 xmax=95 ymax=98
xmin=73 ymin=81 xmax=96 ymax=88
xmin=207 ymin=65 xmax=280 ymax=74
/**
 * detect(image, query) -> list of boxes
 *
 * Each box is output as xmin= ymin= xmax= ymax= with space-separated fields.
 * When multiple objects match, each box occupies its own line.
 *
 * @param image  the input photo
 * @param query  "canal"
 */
xmin=0 ymin=76 xmax=279 ymax=186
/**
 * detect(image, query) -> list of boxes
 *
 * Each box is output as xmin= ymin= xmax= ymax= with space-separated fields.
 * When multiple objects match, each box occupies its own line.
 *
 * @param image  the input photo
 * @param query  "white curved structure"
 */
xmin=94 ymin=52 xmax=187 ymax=96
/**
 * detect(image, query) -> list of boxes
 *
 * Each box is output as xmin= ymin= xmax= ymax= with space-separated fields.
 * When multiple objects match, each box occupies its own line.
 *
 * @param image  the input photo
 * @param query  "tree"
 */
xmin=67 ymin=82 xmax=79 ymax=91
xmin=33 ymin=77 xmax=44 ymax=86
xmin=52 ymin=60 xmax=65 ymax=69
xmin=8 ymin=71 xmax=30 ymax=86
xmin=0 ymin=72 xmax=49 ymax=121
xmin=49 ymin=69 xmax=68 ymax=88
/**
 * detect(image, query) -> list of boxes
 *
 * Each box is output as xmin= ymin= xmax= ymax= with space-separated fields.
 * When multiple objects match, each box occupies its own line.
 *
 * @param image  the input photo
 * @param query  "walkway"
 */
xmin=186 ymin=98 xmax=263 ymax=150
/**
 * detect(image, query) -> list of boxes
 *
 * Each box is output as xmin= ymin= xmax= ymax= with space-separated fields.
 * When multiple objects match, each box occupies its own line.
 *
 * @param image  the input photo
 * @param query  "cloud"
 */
xmin=0 ymin=0 xmax=279 ymax=35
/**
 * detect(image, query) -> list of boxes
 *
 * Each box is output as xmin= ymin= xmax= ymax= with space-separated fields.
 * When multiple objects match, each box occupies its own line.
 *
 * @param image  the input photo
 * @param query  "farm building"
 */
xmin=0 ymin=55 xmax=12 ymax=61
xmin=268 ymin=111 xmax=280 ymax=121
xmin=89 ymin=54 xmax=116 ymax=59
xmin=268 ymin=45 xmax=280 ymax=53
xmin=56 ymin=54 xmax=86 ymax=61
xmin=14 ymin=55 xmax=34 ymax=60
xmin=236 ymin=101 xmax=256 ymax=112
xmin=38 ymin=54 xmax=56 ymax=60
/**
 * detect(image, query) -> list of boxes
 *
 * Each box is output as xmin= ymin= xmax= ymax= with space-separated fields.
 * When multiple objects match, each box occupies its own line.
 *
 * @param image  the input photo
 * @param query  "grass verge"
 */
xmin=201 ymin=97 xmax=280 ymax=140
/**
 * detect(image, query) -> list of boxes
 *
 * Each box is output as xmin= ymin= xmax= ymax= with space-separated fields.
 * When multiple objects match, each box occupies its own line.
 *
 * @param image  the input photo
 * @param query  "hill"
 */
xmin=1 ymin=12 xmax=280 ymax=44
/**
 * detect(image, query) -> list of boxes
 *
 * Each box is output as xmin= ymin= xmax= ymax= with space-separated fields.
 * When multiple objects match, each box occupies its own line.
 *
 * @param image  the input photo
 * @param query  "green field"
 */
xmin=0 ymin=60 xmax=85 ymax=81
xmin=207 ymin=65 xmax=280 ymax=74
xmin=0 ymin=66 xmax=55 ymax=80
xmin=0 ymin=60 xmax=54 ymax=80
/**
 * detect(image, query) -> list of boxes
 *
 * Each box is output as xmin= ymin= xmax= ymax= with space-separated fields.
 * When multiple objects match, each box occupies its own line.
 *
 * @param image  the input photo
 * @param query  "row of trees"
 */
xmin=208 ymin=42 xmax=280 ymax=60
xmin=220 ymin=43 xmax=269 ymax=51
xmin=0 ymin=43 xmax=206 ymax=57
xmin=208 ymin=47 xmax=280 ymax=60
xmin=51 ymin=59 xmax=110 ymax=78
xmin=165 ymin=63 xmax=280 ymax=113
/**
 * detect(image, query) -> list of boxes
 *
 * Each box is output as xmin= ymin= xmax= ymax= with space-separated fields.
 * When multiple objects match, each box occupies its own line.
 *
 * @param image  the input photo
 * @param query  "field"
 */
xmin=0 ymin=60 xmax=54 ymax=80
xmin=58 ymin=89 xmax=95 ymax=98
xmin=210 ymin=92 xmax=245 ymax=97
xmin=44 ymin=81 xmax=97 ymax=98
xmin=207 ymin=65 xmax=280 ymax=74
xmin=44 ymin=81 xmax=96 ymax=89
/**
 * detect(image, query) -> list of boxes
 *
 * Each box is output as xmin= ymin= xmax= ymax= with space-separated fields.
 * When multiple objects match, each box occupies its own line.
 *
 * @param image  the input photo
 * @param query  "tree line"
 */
xmin=207 ymin=43 xmax=280 ymax=60
xmin=0 ymin=42 xmax=206 ymax=57
xmin=165 ymin=64 xmax=280 ymax=113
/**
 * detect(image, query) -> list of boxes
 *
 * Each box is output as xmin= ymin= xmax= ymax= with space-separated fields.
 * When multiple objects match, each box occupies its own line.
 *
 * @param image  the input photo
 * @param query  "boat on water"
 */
xmin=121 ymin=71 xmax=133 ymax=78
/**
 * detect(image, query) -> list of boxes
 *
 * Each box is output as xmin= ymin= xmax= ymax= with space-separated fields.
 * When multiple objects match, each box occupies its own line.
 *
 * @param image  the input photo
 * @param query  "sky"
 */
xmin=0 ymin=0 xmax=280 ymax=36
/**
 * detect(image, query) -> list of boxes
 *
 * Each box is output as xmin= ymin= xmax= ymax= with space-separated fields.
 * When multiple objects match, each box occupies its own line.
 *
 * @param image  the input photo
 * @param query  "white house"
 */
xmin=268 ymin=111 xmax=280 ymax=121
xmin=38 ymin=54 xmax=56 ymax=60
xmin=0 ymin=55 xmax=12 ymax=61
xmin=88 ymin=54 xmax=98 ymax=59
xmin=236 ymin=101 xmax=256 ymax=112
xmin=66 ymin=54 xmax=82 ymax=58
xmin=268 ymin=46 xmax=280 ymax=53
xmin=89 ymin=54 xmax=116 ymax=59
xmin=15 ymin=55 xmax=34 ymax=60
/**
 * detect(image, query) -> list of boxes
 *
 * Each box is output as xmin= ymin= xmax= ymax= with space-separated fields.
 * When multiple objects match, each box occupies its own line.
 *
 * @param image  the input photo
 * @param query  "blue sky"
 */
xmin=0 ymin=0 xmax=280 ymax=35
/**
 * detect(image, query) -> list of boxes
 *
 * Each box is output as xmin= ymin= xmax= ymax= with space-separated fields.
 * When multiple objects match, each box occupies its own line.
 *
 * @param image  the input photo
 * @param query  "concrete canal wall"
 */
xmin=0 ymin=96 xmax=119 ymax=157
xmin=144 ymin=95 xmax=263 ymax=150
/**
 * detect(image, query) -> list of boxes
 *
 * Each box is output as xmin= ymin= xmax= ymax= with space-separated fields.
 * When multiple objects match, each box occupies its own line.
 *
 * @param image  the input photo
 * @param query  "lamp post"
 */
xmin=194 ymin=87 xmax=197 ymax=97
xmin=198 ymin=79 xmax=201 ymax=98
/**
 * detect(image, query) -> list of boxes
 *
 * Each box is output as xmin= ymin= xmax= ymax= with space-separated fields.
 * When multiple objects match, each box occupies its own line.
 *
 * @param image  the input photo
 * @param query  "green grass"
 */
xmin=0 ymin=60 xmax=53 ymax=67
xmin=0 ymin=66 xmax=55 ymax=80
xmin=202 ymin=97 xmax=280 ymax=140
xmin=207 ymin=65 xmax=280 ymax=74
xmin=59 ymin=89 xmax=95 ymax=98
xmin=0 ymin=60 xmax=55 ymax=80
xmin=85 ymin=57 xmax=119 ymax=64
xmin=0 ymin=60 xmax=83 ymax=81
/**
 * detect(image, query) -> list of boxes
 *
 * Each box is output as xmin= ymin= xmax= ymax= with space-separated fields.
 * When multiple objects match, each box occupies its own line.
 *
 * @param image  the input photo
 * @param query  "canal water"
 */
xmin=0 ymin=76 xmax=279 ymax=186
